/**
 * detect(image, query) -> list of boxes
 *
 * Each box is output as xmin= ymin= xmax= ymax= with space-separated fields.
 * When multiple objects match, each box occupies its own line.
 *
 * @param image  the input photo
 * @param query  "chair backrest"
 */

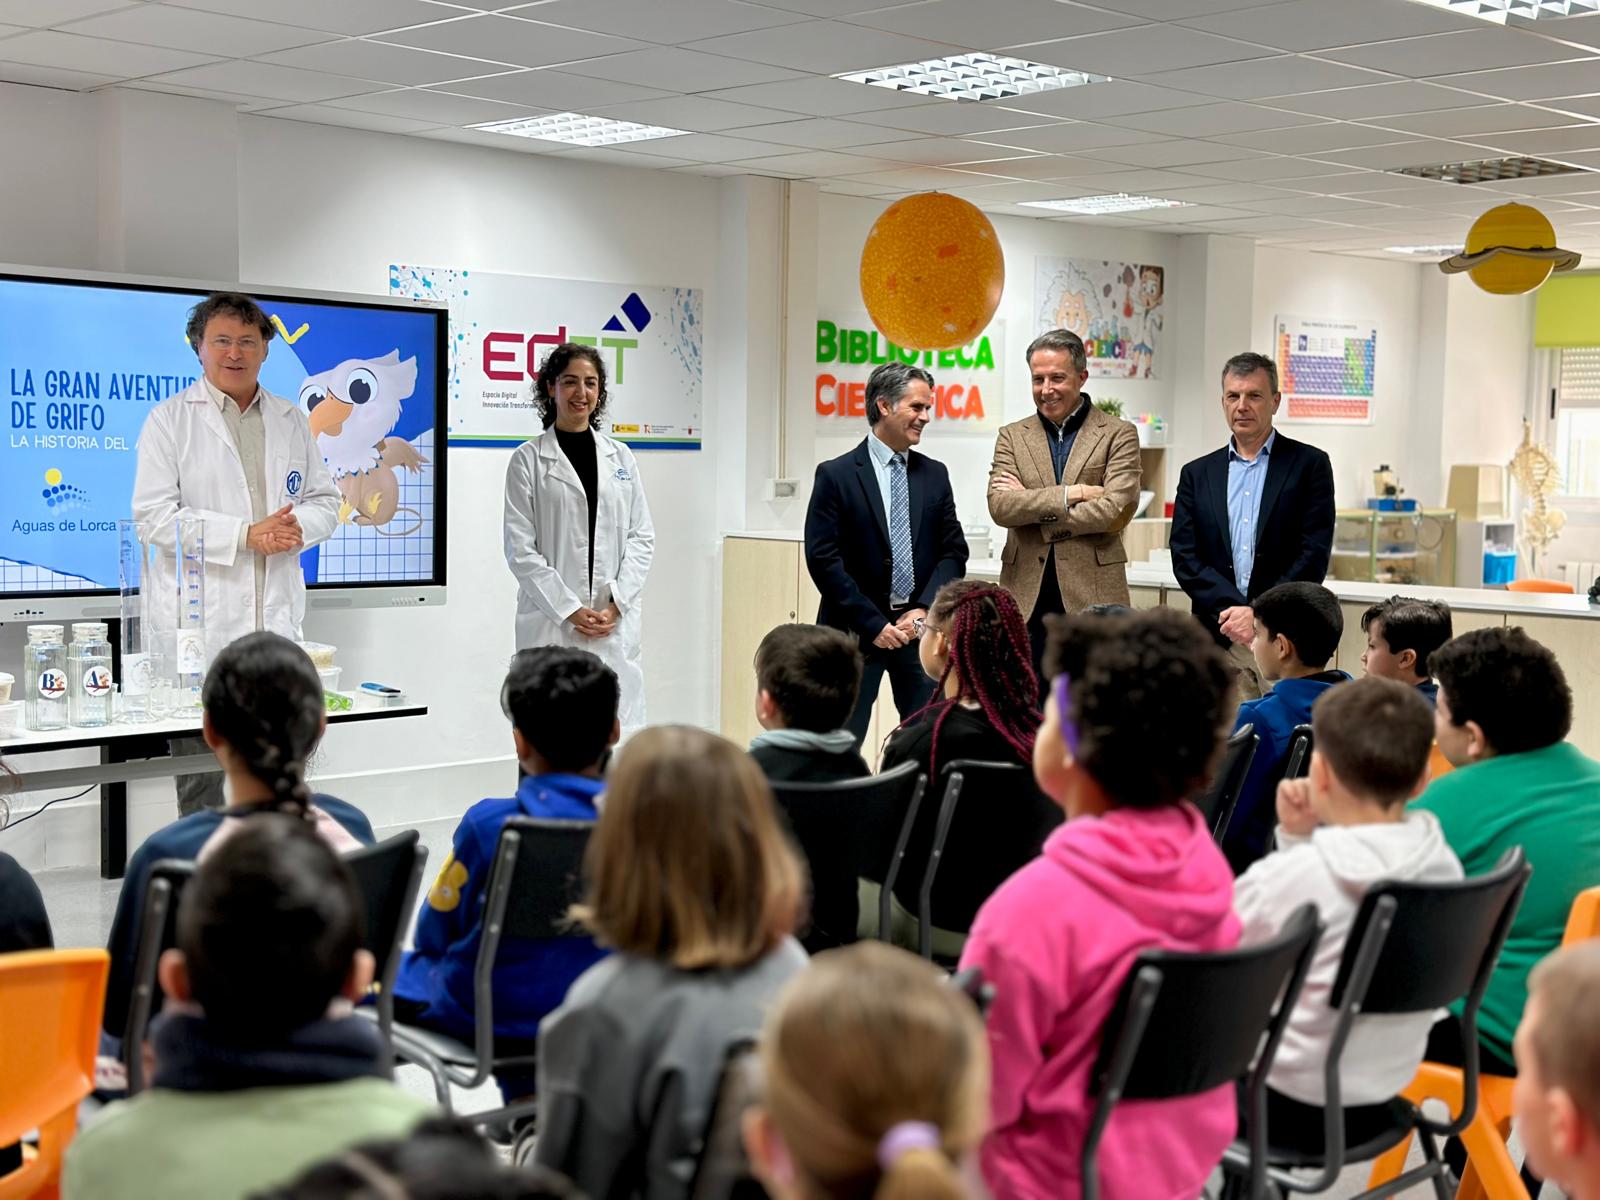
xmin=1507 ymin=578 xmax=1574 ymax=594
xmin=687 ymin=1040 xmax=765 ymax=1200
xmin=1082 ymin=906 xmax=1321 ymax=1200
xmin=1193 ymin=724 xmax=1258 ymax=841
xmin=770 ymin=761 xmax=925 ymax=949
xmin=1563 ymin=886 xmax=1600 ymax=945
xmin=123 ymin=858 xmax=194 ymax=1094
xmin=344 ymin=830 xmax=428 ymax=1040
xmin=0 ymin=948 xmax=110 ymax=1199
xmin=909 ymin=758 xmax=1062 ymax=951
xmin=1282 ymin=724 xmax=1314 ymax=780
xmin=1330 ymin=847 xmax=1529 ymax=1017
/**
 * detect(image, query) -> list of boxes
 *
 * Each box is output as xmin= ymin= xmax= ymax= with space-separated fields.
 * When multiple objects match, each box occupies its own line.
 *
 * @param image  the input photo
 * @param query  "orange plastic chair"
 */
xmin=1367 ymin=887 xmax=1600 ymax=1200
xmin=0 ymin=949 xmax=110 ymax=1200
xmin=1428 ymin=742 xmax=1455 ymax=781
xmin=1505 ymin=579 xmax=1575 ymax=594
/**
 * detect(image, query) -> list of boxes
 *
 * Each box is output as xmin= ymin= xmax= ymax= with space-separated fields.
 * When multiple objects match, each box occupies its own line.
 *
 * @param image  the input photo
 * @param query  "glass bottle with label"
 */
xmin=68 ymin=621 xmax=115 ymax=728
xmin=25 ymin=624 xmax=68 ymax=732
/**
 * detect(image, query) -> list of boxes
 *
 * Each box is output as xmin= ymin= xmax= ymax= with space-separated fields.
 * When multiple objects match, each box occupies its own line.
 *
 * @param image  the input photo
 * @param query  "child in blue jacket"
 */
xmin=1223 ymin=581 xmax=1350 ymax=873
xmin=392 ymin=646 xmax=619 ymax=1097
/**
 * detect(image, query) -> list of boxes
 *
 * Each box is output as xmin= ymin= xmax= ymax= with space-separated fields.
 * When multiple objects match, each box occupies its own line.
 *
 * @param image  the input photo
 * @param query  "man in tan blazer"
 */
xmin=989 ymin=329 xmax=1143 ymax=680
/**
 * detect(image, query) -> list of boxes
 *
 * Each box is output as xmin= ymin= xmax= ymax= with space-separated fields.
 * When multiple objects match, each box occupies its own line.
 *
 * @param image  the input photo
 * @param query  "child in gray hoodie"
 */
xmin=1234 ymin=676 xmax=1463 ymax=1150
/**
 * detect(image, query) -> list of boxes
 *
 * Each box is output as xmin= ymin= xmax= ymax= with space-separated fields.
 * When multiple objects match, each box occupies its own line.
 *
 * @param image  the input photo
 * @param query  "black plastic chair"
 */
xmin=1283 ymin=724 xmax=1314 ymax=780
xmin=123 ymin=858 xmax=194 ymax=1095
xmin=770 ymin=760 xmax=925 ymax=948
xmin=686 ymin=1040 xmax=765 ymax=1200
xmin=1220 ymin=848 xmax=1531 ymax=1199
xmin=389 ymin=817 xmax=592 ymax=1126
xmin=345 ymin=829 xmax=429 ymax=1046
xmin=1194 ymin=723 xmax=1259 ymax=842
xmin=904 ymin=759 xmax=1063 ymax=961
xmin=1082 ymin=904 xmax=1321 ymax=1200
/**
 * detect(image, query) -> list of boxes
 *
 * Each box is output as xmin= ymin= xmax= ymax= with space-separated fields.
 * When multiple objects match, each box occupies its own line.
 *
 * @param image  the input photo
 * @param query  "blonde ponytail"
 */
xmin=759 ymin=943 xmax=989 ymax=1200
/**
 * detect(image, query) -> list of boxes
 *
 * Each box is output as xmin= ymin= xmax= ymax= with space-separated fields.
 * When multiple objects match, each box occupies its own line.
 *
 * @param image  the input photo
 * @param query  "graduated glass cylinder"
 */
xmin=117 ymin=519 xmax=155 ymax=723
xmin=174 ymin=517 xmax=206 ymax=712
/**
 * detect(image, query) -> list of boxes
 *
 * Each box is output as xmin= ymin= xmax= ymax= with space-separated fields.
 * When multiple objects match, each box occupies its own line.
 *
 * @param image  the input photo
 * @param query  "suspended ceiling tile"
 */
xmin=0 ymin=28 xmax=218 ymax=76
xmin=1433 ymin=60 xmax=1600 ymax=102
xmin=143 ymin=59 xmax=389 ymax=102
xmin=430 ymin=68 xmax=673 ymax=109
xmin=372 ymin=13 xmax=649 ymax=69
xmin=1269 ymin=80 xmax=1496 ymax=120
xmin=682 ymin=21 xmax=957 ymax=74
xmin=841 ymin=0 xmax=1145 ymax=49
xmin=1100 ymin=100 xmax=1325 ymax=137
xmin=1318 ymin=29 xmax=1597 ymax=78
xmin=575 ymin=45 xmax=809 ymax=91
xmin=515 ymin=0 xmax=809 ymax=45
xmin=160 ymin=0 xmax=457 ymax=37
xmin=717 ymin=116 xmax=927 ymax=148
xmin=1177 ymin=0 xmax=1475 ymax=54
xmin=583 ymin=94 xmax=800 ymax=132
xmin=1152 ymin=54 xmax=1393 ymax=100
xmin=65 ymin=5 xmax=333 ymax=56
xmin=1021 ymin=24 xmax=1278 ymax=75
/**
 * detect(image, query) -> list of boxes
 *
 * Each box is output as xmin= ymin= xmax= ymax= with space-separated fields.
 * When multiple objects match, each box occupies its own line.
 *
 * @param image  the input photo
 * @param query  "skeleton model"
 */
xmin=1508 ymin=419 xmax=1566 ymax=573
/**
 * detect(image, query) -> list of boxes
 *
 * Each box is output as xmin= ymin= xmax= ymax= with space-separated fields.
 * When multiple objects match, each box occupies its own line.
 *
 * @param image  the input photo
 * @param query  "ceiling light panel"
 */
xmin=470 ymin=112 xmax=690 ymax=145
xmin=1393 ymin=154 xmax=1594 ymax=182
xmin=835 ymin=52 xmax=1109 ymax=103
xmin=1404 ymin=0 xmax=1600 ymax=21
xmin=1019 ymin=193 xmax=1194 ymax=214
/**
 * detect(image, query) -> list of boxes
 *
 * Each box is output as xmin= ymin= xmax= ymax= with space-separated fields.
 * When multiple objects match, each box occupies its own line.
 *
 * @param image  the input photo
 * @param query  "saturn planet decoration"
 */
xmin=1439 ymin=202 xmax=1582 ymax=295
xmin=860 ymin=192 xmax=1005 ymax=351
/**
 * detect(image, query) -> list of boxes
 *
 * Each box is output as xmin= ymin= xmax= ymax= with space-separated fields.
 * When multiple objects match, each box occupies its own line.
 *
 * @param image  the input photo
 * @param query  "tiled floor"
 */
xmin=31 ymin=823 xmax=1558 ymax=1198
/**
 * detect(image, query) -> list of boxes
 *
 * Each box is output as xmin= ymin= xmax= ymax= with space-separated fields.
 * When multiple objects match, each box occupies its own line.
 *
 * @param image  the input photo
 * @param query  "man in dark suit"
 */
xmin=804 ymin=360 xmax=969 ymax=742
xmin=1170 ymin=351 xmax=1335 ymax=698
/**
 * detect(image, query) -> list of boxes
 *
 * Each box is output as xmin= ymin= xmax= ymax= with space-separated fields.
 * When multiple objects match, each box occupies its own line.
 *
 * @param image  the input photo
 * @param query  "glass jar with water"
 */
xmin=25 ymin=624 xmax=68 ymax=732
xmin=68 ymin=621 xmax=115 ymax=728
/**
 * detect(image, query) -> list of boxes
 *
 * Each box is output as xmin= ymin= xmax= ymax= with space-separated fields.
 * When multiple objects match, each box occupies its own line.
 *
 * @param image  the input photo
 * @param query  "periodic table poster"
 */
xmin=1274 ymin=314 xmax=1378 ymax=425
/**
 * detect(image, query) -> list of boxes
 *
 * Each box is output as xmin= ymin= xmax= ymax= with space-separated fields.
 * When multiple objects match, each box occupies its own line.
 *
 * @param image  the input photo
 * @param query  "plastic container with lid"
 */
xmin=25 ymin=624 xmax=68 ymax=732
xmin=68 ymin=621 xmax=114 ymax=728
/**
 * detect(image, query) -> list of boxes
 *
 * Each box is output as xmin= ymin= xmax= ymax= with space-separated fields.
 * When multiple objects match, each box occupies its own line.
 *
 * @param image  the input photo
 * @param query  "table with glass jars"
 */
xmin=0 ymin=657 xmax=427 ymax=879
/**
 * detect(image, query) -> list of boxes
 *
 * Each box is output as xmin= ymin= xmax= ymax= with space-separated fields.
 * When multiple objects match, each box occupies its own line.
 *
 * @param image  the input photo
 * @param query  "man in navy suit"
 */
xmin=1170 ymin=351 xmax=1335 ymax=698
xmin=804 ymin=361 xmax=969 ymax=742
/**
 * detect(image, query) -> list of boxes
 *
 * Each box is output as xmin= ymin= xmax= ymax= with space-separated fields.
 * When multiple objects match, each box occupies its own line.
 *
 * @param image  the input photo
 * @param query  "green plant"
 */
xmin=1094 ymin=398 xmax=1124 ymax=418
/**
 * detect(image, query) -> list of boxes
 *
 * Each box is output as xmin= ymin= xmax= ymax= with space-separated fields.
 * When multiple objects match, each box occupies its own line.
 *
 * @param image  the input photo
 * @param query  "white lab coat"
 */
xmin=131 ymin=380 xmax=341 ymax=663
xmin=503 ymin=429 xmax=655 ymax=735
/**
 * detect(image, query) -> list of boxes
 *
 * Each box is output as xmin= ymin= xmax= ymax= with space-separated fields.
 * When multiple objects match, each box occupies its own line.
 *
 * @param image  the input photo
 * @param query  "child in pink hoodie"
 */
xmin=959 ymin=608 xmax=1242 ymax=1200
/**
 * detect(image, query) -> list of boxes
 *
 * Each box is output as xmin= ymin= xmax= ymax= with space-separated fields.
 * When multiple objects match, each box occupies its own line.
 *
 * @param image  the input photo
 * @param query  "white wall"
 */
xmin=813 ymin=194 xmax=1182 ymax=545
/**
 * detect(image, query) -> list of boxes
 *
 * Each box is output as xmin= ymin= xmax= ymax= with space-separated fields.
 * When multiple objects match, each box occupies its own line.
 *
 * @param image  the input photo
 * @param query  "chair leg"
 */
xmin=1367 ymin=1129 xmax=1417 ymax=1190
xmin=1458 ymin=1117 xmax=1531 ymax=1200
xmin=1415 ymin=1132 xmax=1454 ymax=1200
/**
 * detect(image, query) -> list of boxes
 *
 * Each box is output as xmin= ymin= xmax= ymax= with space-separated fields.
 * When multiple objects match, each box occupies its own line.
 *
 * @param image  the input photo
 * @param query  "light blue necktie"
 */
xmin=889 ymin=453 xmax=913 ymax=602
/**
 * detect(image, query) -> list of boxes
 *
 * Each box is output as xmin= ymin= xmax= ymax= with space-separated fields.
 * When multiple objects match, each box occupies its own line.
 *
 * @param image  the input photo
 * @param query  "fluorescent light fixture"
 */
xmin=1019 ymin=193 xmax=1194 ymax=215
xmin=1393 ymin=155 xmax=1591 ymax=184
xmin=469 ymin=112 xmax=689 ymax=146
xmin=1404 ymin=0 xmax=1599 ymax=21
xmin=835 ymin=52 xmax=1108 ymax=103
xmin=1385 ymin=244 xmax=1466 ymax=255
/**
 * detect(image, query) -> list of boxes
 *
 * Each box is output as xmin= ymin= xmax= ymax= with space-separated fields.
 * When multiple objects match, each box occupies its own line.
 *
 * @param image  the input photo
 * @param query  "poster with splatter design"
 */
xmin=1033 ymin=257 xmax=1165 ymax=379
xmin=390 ymin=264 xmax=702 ymax=450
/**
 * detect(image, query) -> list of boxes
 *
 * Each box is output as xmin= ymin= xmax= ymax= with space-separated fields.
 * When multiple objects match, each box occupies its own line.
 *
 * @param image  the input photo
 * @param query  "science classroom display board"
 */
xmin=1034 ymin=257 xmax=1165 ymax=380
xmin=390 ymin=264 xmax=703 ymax=450
xmin=1 ymin=277 xmax=441 ymax=593
xmin=1274 ymin=314 xmax=1378 ymax=426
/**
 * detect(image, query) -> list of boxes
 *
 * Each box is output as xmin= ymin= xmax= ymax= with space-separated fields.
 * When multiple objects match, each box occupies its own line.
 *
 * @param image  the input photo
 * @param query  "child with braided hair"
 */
xmin=875 ymin=581 xmax=1047 ymax=953
xmin=101 ymin=632 xmax=376 ymax=1055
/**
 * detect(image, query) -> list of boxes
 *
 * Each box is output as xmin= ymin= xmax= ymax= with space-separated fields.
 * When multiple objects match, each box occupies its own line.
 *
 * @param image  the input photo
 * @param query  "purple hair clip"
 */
xmin=877 ymin=1121 xmax=941 ymax=1170
xmin=1053 ymin=672 xmax=1082 ymax=757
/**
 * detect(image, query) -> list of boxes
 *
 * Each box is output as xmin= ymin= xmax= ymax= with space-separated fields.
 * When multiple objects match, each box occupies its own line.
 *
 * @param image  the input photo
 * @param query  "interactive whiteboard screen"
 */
xmin=1 ymin=271 xmax=447 ymax=603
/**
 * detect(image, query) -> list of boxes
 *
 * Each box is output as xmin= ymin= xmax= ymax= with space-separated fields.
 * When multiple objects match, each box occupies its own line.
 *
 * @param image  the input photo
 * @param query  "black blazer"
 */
xmin=1169 ymin=432 xmax=1335 ymax=640
xmin=804 ymin=438 xmax=969 ymax=641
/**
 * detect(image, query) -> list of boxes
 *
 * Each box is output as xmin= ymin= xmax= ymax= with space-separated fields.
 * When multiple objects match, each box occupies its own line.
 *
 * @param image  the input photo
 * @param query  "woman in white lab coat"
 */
xmin=503 ymin=343 xmax=655 ymax=735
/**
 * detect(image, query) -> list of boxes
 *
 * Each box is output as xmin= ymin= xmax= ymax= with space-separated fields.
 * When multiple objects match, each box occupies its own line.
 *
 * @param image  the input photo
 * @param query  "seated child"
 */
xmin=257 ymin=1115 xmax=580 ymax=1199
xmin=1417 ymin=626 xmax=1600 ymax=1081
xmin=64 ymin=817 xmax=434 ymax=1200
xmin=1359 ymin=595 xmax=1453 ymax=706
xmin=881 ymin=580 xmax=1044 ymax=950
xmin=534 ymin=726 xmax=809 ymax=1200
xmin=1512 ymin=941 xmax=1600 ymax=1200
xmin=959 ymin=608 xmax=1241 ymax=1200
xmin=750 ymin=624 xmax=870 ymax=783
xmin=1233 ymin=677 xmax=1462 ymax=1150
xmin=744 ymin=941 xmax=989 ymax=1200
xmin=1224 ymin=581 xmax=1351 ymax=873
xmin=392 ymin=646 xmax=618 ymax=1097
xmin=103 ymin=632 xmax=375 ymax=1049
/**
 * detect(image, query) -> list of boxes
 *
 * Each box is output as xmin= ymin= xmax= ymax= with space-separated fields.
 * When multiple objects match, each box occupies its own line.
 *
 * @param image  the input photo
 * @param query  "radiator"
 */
xmin=1563 ymin=561 xmax=1600 ymax=593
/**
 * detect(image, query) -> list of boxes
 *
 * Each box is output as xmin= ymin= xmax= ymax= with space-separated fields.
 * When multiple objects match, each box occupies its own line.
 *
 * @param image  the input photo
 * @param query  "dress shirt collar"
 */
xmin=1228 ymin=428 xmax=1277 ymax=464
xmin=1039 ymin=394 xmax=1091 ymax=440
xmin=202 ymin=375 xmax=263 ymax=413
xmin=867 ymin=427 xmax=904 ymax=466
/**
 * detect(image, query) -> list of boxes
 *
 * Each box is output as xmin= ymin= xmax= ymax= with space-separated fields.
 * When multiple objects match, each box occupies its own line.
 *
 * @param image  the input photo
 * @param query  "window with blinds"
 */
xmin=1557 ymin=347 xmax=1600 ymax=498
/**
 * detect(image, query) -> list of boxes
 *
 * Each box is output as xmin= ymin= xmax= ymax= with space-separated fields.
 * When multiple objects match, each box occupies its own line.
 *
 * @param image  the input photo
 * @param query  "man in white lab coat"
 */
xmin=132 ymin=292 xmax=340 ymax=812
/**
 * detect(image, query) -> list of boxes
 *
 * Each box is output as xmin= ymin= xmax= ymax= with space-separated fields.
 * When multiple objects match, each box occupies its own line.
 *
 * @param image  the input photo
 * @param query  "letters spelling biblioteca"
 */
xmin=815 ymin=321 xmax=995 ymax=421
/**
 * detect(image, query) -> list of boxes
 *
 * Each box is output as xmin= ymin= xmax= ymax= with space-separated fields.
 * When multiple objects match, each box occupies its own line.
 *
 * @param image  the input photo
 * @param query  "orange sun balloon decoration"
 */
xmin=859 ymin=192 xmax=1005 ymax=352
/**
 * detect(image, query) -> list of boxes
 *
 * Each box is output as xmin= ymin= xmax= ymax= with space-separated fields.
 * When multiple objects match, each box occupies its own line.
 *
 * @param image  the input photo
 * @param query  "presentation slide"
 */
xmin=1 ymin=275 xmax=444 ymax=596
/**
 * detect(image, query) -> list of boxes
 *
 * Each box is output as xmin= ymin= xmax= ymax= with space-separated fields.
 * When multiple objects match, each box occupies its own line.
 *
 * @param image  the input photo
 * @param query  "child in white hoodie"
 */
xmin=1234 ymin=676 xmax=1463 ymax=1152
